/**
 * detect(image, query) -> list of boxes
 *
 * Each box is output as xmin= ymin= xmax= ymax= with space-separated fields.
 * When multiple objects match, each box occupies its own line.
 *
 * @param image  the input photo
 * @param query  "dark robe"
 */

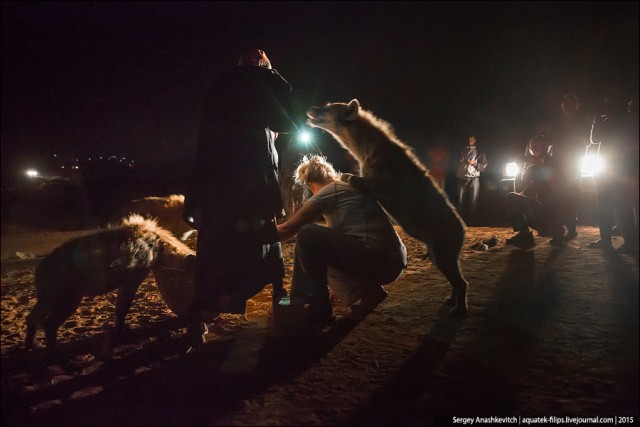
xmin=185 ymin=65 xmax=295 ymax=314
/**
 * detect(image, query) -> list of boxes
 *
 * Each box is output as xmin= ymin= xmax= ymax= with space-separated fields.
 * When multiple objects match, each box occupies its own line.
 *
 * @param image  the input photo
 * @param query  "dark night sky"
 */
xmin=2 ymin=1 xmax=638 ymax=182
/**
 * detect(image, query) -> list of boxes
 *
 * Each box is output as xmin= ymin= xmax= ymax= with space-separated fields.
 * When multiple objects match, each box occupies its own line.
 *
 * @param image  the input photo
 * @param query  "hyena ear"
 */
xmin=345 ymin=99 xmax=360 ymax=121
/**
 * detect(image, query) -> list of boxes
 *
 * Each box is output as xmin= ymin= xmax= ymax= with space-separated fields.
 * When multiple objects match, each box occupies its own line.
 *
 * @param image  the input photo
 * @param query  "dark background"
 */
xmin=2 ymin=1 xmax=638 ymax=224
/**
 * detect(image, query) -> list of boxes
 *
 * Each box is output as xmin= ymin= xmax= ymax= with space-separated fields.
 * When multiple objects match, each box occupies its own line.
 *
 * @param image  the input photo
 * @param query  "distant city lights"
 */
xmin=51 ymin=153 xmax=136 ymax=170
xmin=16 ymin=153 xmax=138 ymax=183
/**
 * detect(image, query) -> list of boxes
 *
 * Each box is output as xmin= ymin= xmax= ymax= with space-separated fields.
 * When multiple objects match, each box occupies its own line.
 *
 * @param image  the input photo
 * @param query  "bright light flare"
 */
xmin=298 ymin=130 xmax=312 ymax=145
xmin=504 ymin=162 xmax=520 ymax=178
xmin=580 ymin=155 xmax=604 ymax=177
xmin=25 ymin=169 xmax=39 ymax=178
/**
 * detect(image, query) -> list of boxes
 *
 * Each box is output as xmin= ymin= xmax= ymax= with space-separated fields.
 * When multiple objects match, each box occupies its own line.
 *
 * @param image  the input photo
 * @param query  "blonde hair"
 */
xmin=294 ymin=155 xmax=340 ymax=186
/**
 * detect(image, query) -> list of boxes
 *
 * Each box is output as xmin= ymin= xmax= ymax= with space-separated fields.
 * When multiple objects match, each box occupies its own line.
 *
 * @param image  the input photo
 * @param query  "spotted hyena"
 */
xmin=24 ymin=215 xmax=196 ymax=352
xmin=306 ymin=99 xmax=469 ymax=316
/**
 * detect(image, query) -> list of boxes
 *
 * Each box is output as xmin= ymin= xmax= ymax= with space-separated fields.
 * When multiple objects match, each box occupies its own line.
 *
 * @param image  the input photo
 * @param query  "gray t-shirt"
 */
xmin=308 ymin=181 xmax=406 ymax=257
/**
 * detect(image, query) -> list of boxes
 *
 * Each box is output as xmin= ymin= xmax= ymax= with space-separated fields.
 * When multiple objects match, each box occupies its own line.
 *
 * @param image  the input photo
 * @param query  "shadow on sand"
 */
xmin=1 ymin=310 xmax=366 ymax=425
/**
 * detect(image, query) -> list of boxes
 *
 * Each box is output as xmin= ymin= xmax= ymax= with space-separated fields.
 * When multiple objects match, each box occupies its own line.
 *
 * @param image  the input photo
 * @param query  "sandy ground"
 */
xmin=1 ymin=224 xmax=638 ymax=426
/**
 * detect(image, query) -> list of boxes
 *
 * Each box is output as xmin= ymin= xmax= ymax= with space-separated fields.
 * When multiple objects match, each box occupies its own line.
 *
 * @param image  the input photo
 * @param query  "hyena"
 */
xmin=24 ymin=215 xmax=196 ymax=352
xmin=306 ymin=99 xmax=469 ymax=316
xmin=112 ymin=194 xmax=195 ymax=244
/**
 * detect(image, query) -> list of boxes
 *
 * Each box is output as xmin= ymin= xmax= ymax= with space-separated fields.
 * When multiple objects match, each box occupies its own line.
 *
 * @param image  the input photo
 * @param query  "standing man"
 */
xmin=183 ymin=49 xmax=296 ymax=347
xmin=587 ymin=88 xmax=638 ymax=254
xmin=548 ymin=94 xmax=592 ymax=240
xmin=456 ymin=135 xmax=488 ymax=225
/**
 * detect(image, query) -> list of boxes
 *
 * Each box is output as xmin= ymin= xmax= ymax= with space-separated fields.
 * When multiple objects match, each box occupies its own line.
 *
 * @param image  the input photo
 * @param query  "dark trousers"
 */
xmin=504 ymin=192 xmax=562 ymax=238
xmin=557 ymin=178 xmax=581 ymax=235
xmin=594 ymin=175 xmax=637 ymax=246
xmin=291 ymin=224 xmax=405 ymax=312
xmin=458 ymin=177 xmax=480 ymax=225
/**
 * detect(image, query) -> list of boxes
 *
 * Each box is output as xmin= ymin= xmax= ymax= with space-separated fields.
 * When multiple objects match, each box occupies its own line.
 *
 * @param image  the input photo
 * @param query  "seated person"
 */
xmin=277 ymin=155 xmax=407 ymax=327
xmin=505 ymin=135 xmax=565 ymax=249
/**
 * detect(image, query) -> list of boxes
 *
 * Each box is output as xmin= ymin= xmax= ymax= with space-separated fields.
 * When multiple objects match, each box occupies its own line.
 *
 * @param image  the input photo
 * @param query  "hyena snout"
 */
xmin=158 ymin=251 xmax=196 ymax=271
xmin=153 ymin=253 xmax=196 ymax=318
xmin=306 ymin=106 xmax=324 ymax=117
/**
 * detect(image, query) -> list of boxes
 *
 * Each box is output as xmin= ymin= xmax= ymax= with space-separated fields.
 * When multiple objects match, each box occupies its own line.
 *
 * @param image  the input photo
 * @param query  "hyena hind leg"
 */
xmin=430 ymin=251 xmax=468 ymax=317
xmin=25 ymin=301 xmax=47 ymax=349
xmin=114 ymin=284 xmax=142 ymax=331
xmin=112 ymin=284 xmax=142 ymax=343
xmin=42 ymin=295 xmax=82 ymax=353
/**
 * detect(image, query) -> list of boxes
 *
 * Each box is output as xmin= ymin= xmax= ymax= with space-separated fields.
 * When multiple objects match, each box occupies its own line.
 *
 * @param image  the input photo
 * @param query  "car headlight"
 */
xmin=580 ymin=154 xmax=604 ymax=177
xmin=504 ymin=162 xmax=520 ymax=178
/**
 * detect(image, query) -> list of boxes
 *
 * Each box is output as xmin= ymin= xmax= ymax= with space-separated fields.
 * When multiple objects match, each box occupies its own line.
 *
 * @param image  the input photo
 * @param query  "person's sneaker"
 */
xmin=351 ymin=286 xmax=388 ymax=316
xmin=305 ymin=301 xmax=335 ymax=325
xmin=587 ymin=239 xmax=613 ymax=250
xmin=184 ymin=321 xmax=208 ymax=353
xmin=184 ymin=307 xmax=211 ymax=351
xmin=615 ymin=243 xmax=638 ymax=254
xmin=303 ymin=308 xmax=336 ymax=334
xmin=506 ymin=231 xmax=535 ymax=249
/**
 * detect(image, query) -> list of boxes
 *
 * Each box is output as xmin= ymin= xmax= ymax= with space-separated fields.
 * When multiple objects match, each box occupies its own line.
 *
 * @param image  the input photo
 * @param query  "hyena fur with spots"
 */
xmin=24 ymin=214 xmax=196 ymax=352
xmin=112 ymin=194 xmax=195 ymax=245
xmin=306 ymin=99 xmax=469 ymax=316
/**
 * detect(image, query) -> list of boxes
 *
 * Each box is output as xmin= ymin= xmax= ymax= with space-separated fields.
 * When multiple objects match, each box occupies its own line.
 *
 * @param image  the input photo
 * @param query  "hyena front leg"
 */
xmin=429 ymin=239 xmax=469 ymax=317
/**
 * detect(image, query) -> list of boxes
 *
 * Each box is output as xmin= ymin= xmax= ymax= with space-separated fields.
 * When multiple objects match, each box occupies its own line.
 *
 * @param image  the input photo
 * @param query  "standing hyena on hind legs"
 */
xmin=24 ymin=215 xmax=196 ymax=353
xmin=306 ymin=99 xmax=469 ymax=316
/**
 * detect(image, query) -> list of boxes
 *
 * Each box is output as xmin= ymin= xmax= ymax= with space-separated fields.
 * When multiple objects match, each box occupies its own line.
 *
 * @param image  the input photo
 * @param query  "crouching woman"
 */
xmin=505 ymin=135 xmax=565 ymax=249
xmin=277 ymin=155 xmax=407 ymax=327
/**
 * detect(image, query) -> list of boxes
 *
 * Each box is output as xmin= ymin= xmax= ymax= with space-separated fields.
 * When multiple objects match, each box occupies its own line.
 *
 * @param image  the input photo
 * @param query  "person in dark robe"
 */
xmin=183 ymin=49 xmax=296 ymax=346
xmin=547 ymin=93 xmax=592 ymax=240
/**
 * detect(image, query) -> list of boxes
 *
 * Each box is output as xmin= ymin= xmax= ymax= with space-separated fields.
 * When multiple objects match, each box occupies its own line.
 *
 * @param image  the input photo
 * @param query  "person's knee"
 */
xmin=297 ymin=223 xmax=316 ymax=240
xmin=295 ymin=224 xmax=321 ymax=252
